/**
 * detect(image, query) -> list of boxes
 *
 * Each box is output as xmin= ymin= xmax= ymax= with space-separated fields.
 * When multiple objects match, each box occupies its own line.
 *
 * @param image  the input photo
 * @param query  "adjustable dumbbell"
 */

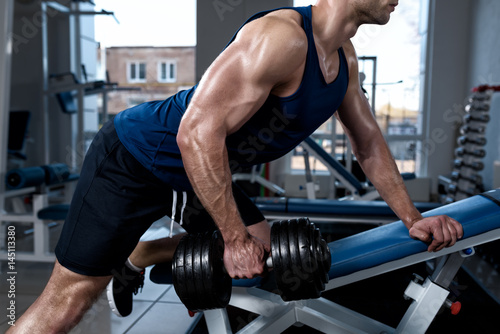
xmin=464 ymin=114 xmax=490 ymax=123
xmin=172 ymin=218 xmax=331 ymax=312
xmin=453 ymin=159 xmax=484 ymax=171
xmin=450 ymin=171 xmax=483 ymax=184
xmin=459 ymin=125 xmax=486 ymax=135
xmin=455 ymin=147 xmax=486 ymax=158
xmin=465 ymin=101 xmax=490 ymax=112
xmin=468 ymin=92 xmax=490 ymax=102
xmin=457 ymin=136 xmax=487 ymax=146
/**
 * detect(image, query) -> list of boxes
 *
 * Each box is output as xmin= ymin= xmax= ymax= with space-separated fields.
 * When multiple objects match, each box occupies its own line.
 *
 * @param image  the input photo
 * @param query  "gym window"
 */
xmin=158 ymin=61 xmax=177 ymax=83
xmin=128 ymin=61 xmax=147 ymax=83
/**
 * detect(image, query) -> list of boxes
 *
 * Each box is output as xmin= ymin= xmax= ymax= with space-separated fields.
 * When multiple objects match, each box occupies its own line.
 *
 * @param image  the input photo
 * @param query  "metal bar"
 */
xmin=261 ymin=212 xmax=394 ymax=225
xmin=298 ymin=298 xmax=395 ymax=334
xmin=301 ymin=140 xmax=360 ymax=196
xmin=237 ymin=306 xmax=297 ymax=334
xmin=44 ymin=2 xmax=115 ymax=16
xmin=230 ymin=287 xmax=286 ymax=316
xmin=44 ymin=1 xmax=70 ymax=13
xmin=41 ymin=2 xmax=50 ymax=165
xmin=396 ymin=278 xmax=449 ymax=333
xmin=431 ymin=252 xmax=466 ymax=288
xmin=204 ymin=309 xmax=232 ymax=334
xmin=0 ymin=0 xmax=15 ymax=213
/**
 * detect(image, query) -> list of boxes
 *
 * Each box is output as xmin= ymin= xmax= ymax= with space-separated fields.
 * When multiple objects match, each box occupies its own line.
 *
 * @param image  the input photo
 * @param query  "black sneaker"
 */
xmin=106 ymin=265 xmax=145 ymax=317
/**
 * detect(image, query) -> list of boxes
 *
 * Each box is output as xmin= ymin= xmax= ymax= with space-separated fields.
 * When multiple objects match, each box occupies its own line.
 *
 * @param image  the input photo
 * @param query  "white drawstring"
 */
xmin=180 ymin=191 xmax=187 ymax=226
xmin=169 ymin=190 xmax=187 ymax=238
xmin=169 ymin=190 xmax=177 ymax=238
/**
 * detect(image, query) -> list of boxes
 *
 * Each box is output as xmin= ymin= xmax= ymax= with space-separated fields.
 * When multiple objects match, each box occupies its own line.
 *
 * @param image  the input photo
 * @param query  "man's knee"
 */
xmin=44 ymin=261 xmax=112 ymax=313
xmin=10 ymin=261 xmax=112 ymax=333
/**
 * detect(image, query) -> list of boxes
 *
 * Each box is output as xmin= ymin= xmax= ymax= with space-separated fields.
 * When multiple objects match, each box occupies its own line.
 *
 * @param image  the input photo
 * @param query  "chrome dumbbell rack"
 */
xmin=447 ymin=85 xmax=499 ymax=202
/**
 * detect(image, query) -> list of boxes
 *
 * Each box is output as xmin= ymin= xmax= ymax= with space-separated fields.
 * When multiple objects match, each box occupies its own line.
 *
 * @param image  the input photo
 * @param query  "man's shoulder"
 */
xmin=239 ymin=9 xmax=306 ymax=45
xmin=341 ymin=40 xmax=359 ymax=72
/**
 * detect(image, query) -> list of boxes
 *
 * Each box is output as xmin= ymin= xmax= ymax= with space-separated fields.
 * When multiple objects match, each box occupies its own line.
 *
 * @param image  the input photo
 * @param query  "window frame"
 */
xmin=127 ymin=61 xmax=147 ymax=83
xmin=157 ymin=60 xmax=177 ymax=83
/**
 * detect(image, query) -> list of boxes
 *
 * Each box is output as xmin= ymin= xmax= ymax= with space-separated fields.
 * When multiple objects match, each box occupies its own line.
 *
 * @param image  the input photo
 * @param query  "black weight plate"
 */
xmin=192 ymin=234 xmax=206 ymax=309
xmin=200 ymin=232 xmax=214 ymax=310
xmin=174 ymin=235 xmax=193 ymax=308
xmin=172 ymin=235 xmax=188 ymax=305
xmin=294 ymin=218 xmax=317 ymax=300
xmin=284 ymin=219 xmax=303 ymax=301
xmin=208 ymin=231 xmax=231 ymax=308
xmin=305 ymin=219 xmax=323 ymax=296
xmin=313 ymin=228 xmax=329 ymax=285
xmin=307 ymin=223 xmax=325 ymax=293
xmin=322 ymin=238 xmax=331 ymax=279
xmin=274 ymin=220 xmax=294 ymax=300
xmin=183 ymin=235 xmax=199 ymax=311
xmin=278 ymin=220 xmax=292 ymax=298
xmin=271 ymin=221 xmax=283 ymax=276
xmin=173 ymin=234 xmax=197 ymax=310
xmin=297 ymin=218 xmax=321 ymax=299
xmin=315 ymin=227 xmax=331 ymax=283
xmin=312 ymin=228 xmax=326 ymax=283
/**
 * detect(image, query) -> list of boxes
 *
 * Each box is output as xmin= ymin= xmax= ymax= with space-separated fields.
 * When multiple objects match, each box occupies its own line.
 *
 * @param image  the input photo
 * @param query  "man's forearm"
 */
xmin=358 ymin=138 xmax=423 ymax=229
xmin=179 ymin=133 xmax=248 ymax=240
xmin=178 ymin=129 xmax=269 ymax=278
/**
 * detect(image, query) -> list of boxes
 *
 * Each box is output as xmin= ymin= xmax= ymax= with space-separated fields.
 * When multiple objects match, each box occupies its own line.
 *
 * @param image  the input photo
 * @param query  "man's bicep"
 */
xmin=337 ymin=40 xmax=378 ymax=133
xmin=337 ymin=83 xmax=379 ymax=139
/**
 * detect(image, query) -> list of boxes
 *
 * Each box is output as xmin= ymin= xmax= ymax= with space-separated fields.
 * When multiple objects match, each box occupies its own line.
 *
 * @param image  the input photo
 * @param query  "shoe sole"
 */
xmin=106 ymin=279 xmax=124 ymax=317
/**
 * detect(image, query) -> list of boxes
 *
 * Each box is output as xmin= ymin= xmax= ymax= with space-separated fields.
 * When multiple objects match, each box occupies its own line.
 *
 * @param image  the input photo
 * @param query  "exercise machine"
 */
xmin=252 ymin=196 xmax=440 ymax=225
xmin=151 ymin=189 xmax=500 ymax=333
xmin=0 ymin=164 xmax=78 ymax=262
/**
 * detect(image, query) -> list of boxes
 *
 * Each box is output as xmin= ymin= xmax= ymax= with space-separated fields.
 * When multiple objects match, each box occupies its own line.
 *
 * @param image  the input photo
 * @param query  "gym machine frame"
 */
xmin=194 ymin=191 xmax=500 ymax=333
xmin=203 ymin=241 xmax=479 ymax=333
xmin=40 ymin=1 xmax=118 ymax=170
xmin=0 ymin=1 xmax=119 ymax=262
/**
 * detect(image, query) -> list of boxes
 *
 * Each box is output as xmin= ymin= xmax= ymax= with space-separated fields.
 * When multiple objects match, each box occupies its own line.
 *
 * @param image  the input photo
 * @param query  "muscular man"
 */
xmin=9 ymin=1 xmax=463 ymax=332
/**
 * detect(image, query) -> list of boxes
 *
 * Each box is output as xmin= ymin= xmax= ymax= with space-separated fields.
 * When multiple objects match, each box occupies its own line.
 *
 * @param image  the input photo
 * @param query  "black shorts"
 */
xmin=55 ymin=121 xmax=265 ymax=276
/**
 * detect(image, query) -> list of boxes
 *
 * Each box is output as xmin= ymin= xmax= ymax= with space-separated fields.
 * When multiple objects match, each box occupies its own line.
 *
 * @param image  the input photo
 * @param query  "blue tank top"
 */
xmin=114 ymin=6 xmax=349 ymax=191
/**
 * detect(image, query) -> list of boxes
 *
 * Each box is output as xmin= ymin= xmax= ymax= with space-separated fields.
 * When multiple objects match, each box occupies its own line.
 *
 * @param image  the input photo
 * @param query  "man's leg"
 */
xmin=7 ymin=260 xmax=111 ymax=334
xmin=127 ymin=219 xmax=270 ymax=270
xmin=128 ymin=233 xmax=187 ymax=269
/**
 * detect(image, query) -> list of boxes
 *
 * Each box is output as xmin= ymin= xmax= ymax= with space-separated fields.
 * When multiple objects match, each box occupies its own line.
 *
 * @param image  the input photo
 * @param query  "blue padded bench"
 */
xmin=151 ymin=189 xmax=500 ymax=288
xmin=149 ymin=190 xmax=500 ymax=333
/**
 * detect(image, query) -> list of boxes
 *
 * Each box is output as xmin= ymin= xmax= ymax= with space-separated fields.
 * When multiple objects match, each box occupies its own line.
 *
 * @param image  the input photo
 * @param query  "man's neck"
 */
xmin=311 ymin=1 xmax=360 ymax=54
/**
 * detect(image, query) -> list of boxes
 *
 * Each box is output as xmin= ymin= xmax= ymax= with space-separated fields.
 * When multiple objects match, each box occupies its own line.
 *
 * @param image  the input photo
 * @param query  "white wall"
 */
xmin=422 ymin=0 xmax=472 ymax=193
xmin=0 ymin=0 xmax=14 ymax=211
xmin=423 ymin=0 xmax=500 ymax=192
xmin=466 ymin=0 xmax=500 ymax=190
